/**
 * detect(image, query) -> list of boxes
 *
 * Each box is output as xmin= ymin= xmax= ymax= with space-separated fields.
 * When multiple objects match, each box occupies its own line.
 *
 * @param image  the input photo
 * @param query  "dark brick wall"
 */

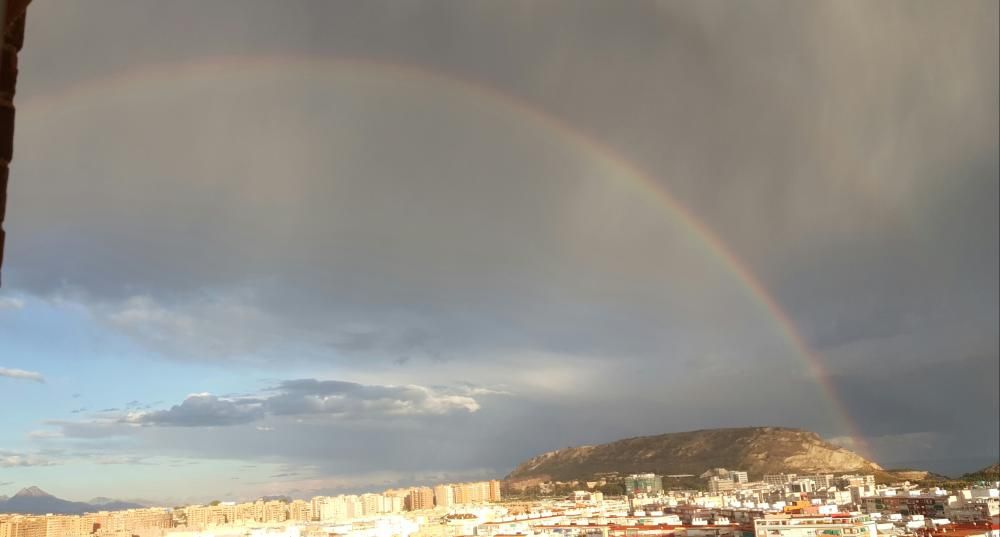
xmin=0 ymin=0 xmax=30 ymax=285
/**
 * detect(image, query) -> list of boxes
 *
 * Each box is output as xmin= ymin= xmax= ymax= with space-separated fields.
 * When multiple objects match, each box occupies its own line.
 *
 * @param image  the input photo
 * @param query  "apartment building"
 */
xmin=408 ymin=488 xmax=436 ymax=511
xmin=837 ymin=476 xmax=875 ymax=489
xmin=0 ymin=509 xmax=172 ymax=537
xmin=453 ymin=482 xmax=488 ymax=504
xmin=754 ymin=513 xmax=876 ymax=537
xmin=489 ymin=480 xmax=503 ymax=502
xmin=764 ymin=475 xmax=797 ymax=488
xmin=0 ymin=516 xmax=46 ymax=537
xmin=708 ymin=477 xmax=737 ymax=494
xmin=41 ymin=515 xmax=83 ymax=537
xmin=434 ymin=485 xmax=455 ymax=509
xmin=799 ymin=475 xmax=835 ymax=490
xmin=286 ymin=500 xmax=312 ymax=522
xmin=861 ymin=493 xmax=953 ymax=518
xmin=625 ymin=474 xmax=663 ymax=495
xmin=944 ymin=488 xmax=999 ymax=524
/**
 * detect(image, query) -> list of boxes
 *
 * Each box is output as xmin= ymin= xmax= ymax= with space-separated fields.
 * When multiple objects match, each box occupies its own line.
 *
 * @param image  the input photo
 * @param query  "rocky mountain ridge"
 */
xmin=507 ymin=426 xmax=883 ymax=483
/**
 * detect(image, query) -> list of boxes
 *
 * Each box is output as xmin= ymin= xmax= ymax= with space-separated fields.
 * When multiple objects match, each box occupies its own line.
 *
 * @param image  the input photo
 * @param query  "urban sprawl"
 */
xmin=1 ymin=472 xmax=997 ymax=537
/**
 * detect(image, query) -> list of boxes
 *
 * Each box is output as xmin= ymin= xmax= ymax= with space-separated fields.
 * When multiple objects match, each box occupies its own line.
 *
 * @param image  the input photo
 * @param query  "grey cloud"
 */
xmin=834 ymin=353 xmax=999 ymax=438
xmin=93 ymin=455 xmax=151 ymax=466
xmin=1 ymin=447 xmax=152 ymax=468
xmin=0 ymin=297 xmax=25 ymax=309
xmin=9 ymin=1 xmax=803 ymax=368
xmin=127 ymin=394 xmax=263 ymax=427
xmin=96 ymin=379 xmax=483 ymax=430
xmin=265 ymin=379 xmax=480 ymax=417
xmin=43 ymin=419 xmax=137 ymax=440
xmin=269 ymin=472 xmax=299 ymax=479
xmin=0 ymin=367 xmax=45 ymax=383
xmin=8 ymin=1 xmax=992 ymax=370
xmin=0 ymin=450 xmax=58 ymax=468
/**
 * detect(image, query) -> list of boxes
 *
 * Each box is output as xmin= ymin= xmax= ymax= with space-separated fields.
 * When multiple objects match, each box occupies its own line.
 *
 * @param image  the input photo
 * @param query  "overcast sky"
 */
xmin=0 ymin=0 xmax=997 ymax=504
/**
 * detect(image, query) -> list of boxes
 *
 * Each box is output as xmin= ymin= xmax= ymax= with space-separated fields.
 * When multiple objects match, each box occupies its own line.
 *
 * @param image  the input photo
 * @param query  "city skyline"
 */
xmin=2 ymin=466 xmax=998 ymax=537
xmin=1 ymin=0 xmax=998 ymax=504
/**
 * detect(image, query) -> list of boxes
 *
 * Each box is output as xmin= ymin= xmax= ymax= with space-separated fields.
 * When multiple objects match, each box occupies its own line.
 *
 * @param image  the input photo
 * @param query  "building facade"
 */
xmin=625 ymin=474 xmax=663 ymax=495
xmin=755 ymin=513 xmax=876 ymax=537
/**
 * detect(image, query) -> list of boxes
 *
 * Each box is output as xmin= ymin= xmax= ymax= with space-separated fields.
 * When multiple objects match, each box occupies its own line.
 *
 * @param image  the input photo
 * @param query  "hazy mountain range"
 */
xmin=0 ymin=486 xmax=144 ymax=515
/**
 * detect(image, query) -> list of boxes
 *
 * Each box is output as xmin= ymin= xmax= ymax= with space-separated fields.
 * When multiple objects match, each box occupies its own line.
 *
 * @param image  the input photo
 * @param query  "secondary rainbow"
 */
xmin=20 ymin=55 xmax=869 ymax=456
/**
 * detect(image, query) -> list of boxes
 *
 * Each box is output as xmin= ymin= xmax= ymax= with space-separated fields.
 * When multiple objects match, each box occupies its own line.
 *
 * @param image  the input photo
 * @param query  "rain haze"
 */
xmin=0 ymin=0 xmax=997 ymax=504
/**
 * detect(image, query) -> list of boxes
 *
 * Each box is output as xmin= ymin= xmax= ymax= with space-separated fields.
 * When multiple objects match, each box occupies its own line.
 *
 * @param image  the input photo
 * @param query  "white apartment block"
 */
xmin=755 ymin=513 xmax=876 ymax=537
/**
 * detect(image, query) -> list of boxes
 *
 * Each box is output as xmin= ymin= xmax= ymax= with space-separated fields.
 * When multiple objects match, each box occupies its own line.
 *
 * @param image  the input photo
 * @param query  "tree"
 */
xmin=598 ymin=483 xmax=625 ymax=496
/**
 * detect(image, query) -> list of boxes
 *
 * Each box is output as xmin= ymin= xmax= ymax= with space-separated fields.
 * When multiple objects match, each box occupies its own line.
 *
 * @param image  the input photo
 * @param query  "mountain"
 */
xmin=87 ymin=497 xmax=146 ymax=511
xmin=258 ymin=495 xmax=292 ymax=503
xmin=0 ymin=487 xmax=92 ymax=515
xmin=882 ymin=469 xmax=950 ymax=482
xmin=0 ymin=487 xmax=143 ymax=515
xmin=506 ymin=426 xmax=883 ymax=483
xmin=13 ymin=486 xmax=49 ymax=497
xmin=961 ymin=463 xmax=1000 ymax=481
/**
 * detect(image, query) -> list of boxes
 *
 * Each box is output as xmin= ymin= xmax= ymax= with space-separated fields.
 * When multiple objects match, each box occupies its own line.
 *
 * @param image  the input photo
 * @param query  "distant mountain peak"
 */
xmin=14 ymin=486 xmax=52 ymax=498
xmin=0 ymin=486 xmax=143 ymax=515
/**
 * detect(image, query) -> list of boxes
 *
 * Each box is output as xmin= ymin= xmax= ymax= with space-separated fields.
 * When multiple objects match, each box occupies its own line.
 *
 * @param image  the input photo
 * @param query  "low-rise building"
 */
xmin=754 ymin=513 xmax=876 ymax=537
xmin=861 ymin=492 xmax=954 ymax=518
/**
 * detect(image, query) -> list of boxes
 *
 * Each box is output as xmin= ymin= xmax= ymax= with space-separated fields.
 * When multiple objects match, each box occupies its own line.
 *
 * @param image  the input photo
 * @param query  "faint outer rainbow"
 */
xmin=20 ymin=55 xmax=869 ymax=456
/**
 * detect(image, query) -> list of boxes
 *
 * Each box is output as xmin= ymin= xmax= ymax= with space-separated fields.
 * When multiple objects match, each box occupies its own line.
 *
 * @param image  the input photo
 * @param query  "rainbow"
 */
xmin=19 ymin=55 xmax=868 ymax=456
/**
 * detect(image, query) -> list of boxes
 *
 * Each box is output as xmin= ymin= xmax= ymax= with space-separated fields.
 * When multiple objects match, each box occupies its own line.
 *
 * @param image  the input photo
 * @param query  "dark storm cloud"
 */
xmin=835 ymin=353 xmax=999 ymax=439
xmin=12 ymin=60 xmax=767 ymax=367
xmin=6 ymin=0 xmax=997 ymax=482
xmin=11 ymin=0 xmax=995 ymax=364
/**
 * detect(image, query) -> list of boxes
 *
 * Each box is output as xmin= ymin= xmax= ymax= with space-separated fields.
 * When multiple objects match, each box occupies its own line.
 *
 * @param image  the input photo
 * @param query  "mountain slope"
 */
xmin=961 ymin=463 xmax=1000 ymax=481
xmin=0 ymin=487 xmax=143 ymax=515
xmin=507 ymin=427 xmax=883 ymax=482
